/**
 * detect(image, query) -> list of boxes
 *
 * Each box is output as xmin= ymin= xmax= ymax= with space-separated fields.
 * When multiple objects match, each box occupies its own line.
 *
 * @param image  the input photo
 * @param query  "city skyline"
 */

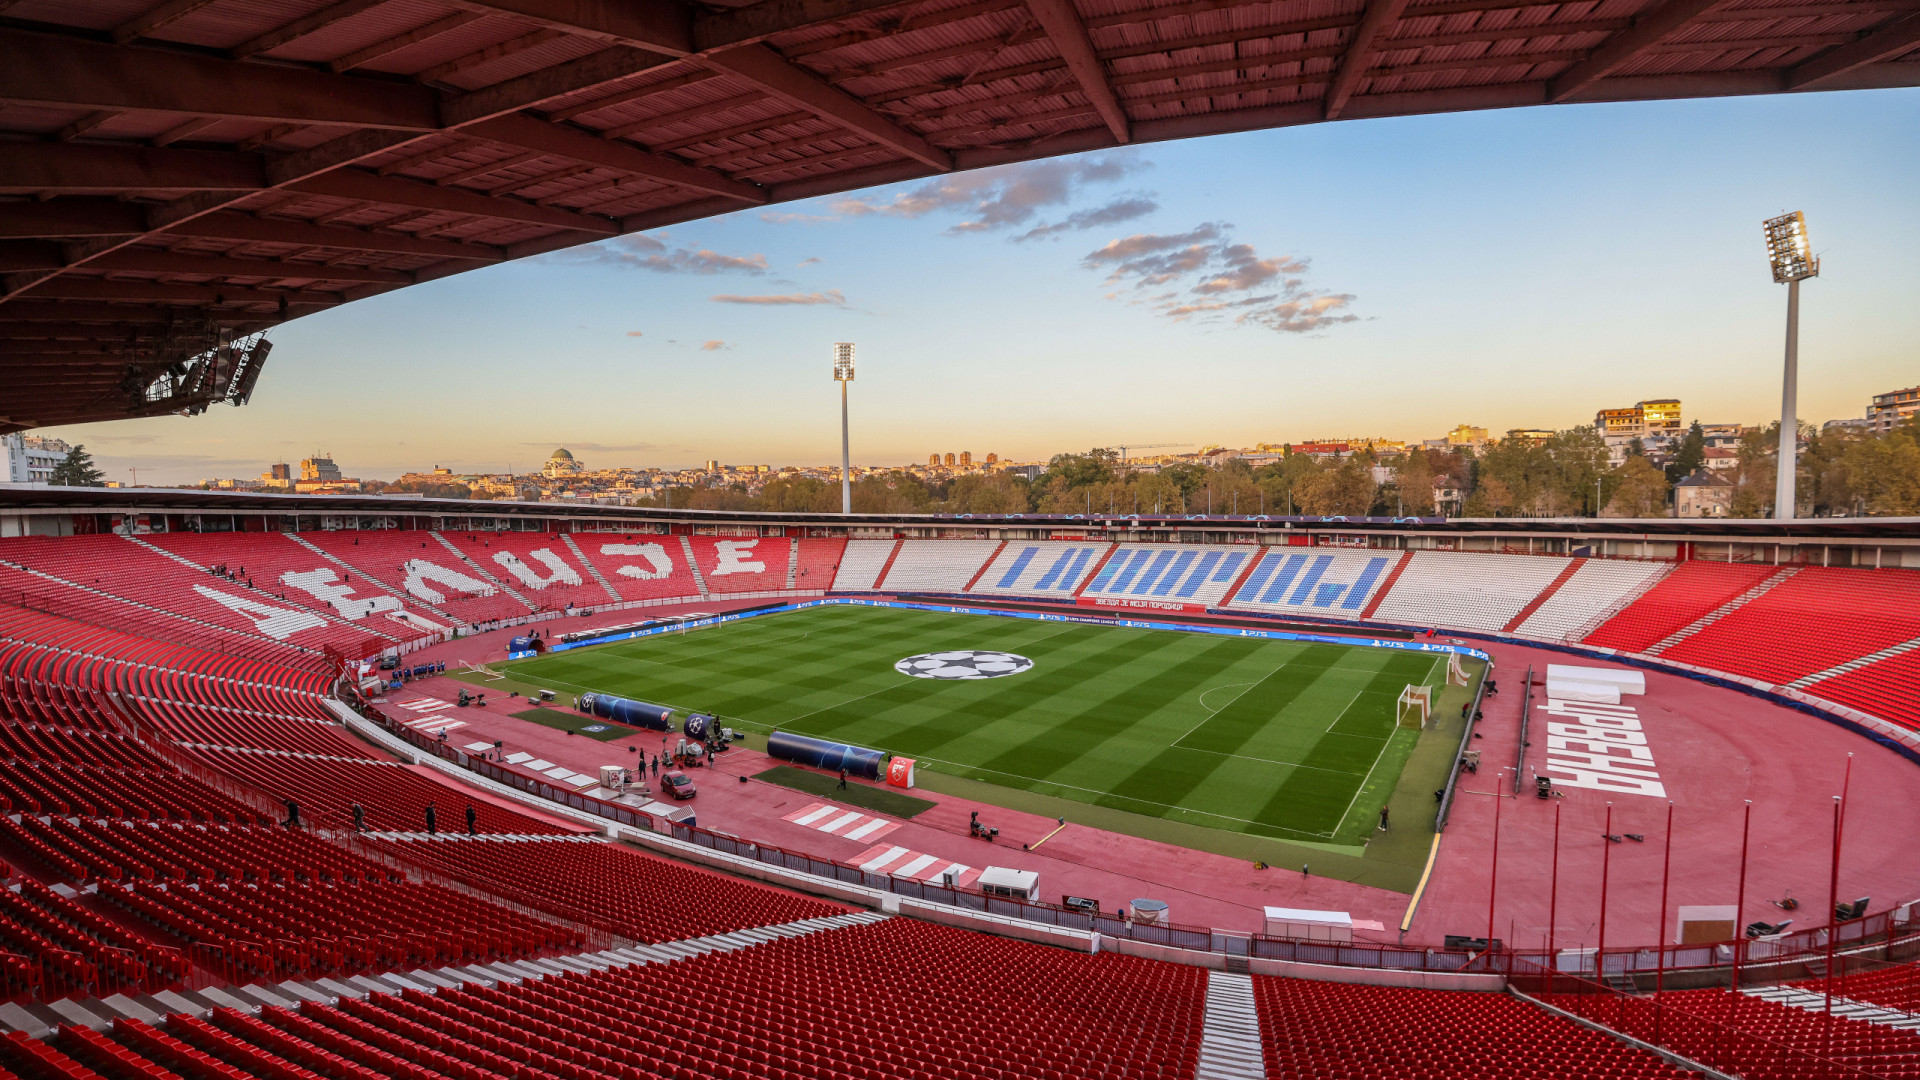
xmin=27 ymin=86 xmax=1920 ymax=486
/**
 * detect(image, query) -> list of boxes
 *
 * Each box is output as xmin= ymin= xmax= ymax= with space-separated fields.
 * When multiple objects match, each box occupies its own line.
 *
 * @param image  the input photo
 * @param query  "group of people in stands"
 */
xmin=284 ymin=796 xmax=480 ymax=836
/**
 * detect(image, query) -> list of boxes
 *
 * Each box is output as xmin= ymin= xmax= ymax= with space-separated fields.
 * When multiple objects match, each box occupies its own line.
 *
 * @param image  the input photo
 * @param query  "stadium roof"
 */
xmin=4 ymin=0 xmax=1918 ymax=433
xmin=6 ymin=484 xmax=1920 ymax=542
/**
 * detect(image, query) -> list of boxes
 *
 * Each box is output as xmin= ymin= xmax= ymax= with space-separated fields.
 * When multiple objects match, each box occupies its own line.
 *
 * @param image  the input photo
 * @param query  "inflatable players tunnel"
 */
xmin=576 ymin=692 xmax=676 ymax=731
xmin=767 ymin=731 xmax=886 ymax=780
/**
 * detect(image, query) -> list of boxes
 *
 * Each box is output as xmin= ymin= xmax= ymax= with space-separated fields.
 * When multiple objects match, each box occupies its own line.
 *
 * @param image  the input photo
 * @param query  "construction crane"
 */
xmin=1113 ymin=442 xmax=1191 ymax=462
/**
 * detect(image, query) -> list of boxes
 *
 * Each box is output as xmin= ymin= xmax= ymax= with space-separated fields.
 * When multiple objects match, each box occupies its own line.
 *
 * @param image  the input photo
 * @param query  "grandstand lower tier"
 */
xmin=2 ymin=523 xmax=1919 ymax=1079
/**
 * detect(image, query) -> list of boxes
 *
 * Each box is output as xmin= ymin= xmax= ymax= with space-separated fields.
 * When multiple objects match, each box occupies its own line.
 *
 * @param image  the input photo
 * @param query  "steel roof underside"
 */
xmin=3 ymin=0 xmax=1917 ymax=432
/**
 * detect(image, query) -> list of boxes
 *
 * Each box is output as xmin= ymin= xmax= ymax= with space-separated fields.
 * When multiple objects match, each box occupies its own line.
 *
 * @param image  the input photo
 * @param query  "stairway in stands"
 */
xmin=678 ymin=536 xmax=713 ymax=600
xmin=560 ymin=533 xmax=624 ymax=603
xmin=286 ymin=533 xmax=463 ymax=628
xmin=432 ymin=533 xmax=536 ymax=612
xmin=1195 ymin=970 xmax=1265 ymax=1080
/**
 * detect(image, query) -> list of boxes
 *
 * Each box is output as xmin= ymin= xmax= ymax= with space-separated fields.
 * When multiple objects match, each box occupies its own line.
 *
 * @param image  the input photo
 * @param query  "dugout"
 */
xmin=766 ymin=731 xmax=885 ymax=780
xmin=577 ymin=692 xmax=675 ymax=731
xmin=978 ymin=866 xmax=1040 ymax=902
xmin=1263 ymin=907 xmax=1354 ymax=943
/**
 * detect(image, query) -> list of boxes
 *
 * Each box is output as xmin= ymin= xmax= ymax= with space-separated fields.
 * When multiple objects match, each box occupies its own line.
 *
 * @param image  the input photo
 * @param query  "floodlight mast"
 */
xmin=834 ymin=343 xmax=855 ymax=515
xmin=1763 ymin=212 xmax=1818 ymax=522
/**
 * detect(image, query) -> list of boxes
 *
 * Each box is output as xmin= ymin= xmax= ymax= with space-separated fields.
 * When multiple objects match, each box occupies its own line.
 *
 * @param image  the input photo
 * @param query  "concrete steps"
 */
xmin=1194 ymin=970 xmax=1266 ymax=1080
xmin=1744 ymin=983 xmax=1920 ymax=1031
xmin=561 ymin=532 xmax=624 ymax=602
xmin=0 ymin=910 xmax=891 ymax=1036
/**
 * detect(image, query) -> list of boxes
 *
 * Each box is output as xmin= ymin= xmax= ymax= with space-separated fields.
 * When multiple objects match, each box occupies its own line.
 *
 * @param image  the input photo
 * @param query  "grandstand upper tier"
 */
xmin=5 ymin=0 xmax=1919 ymax=429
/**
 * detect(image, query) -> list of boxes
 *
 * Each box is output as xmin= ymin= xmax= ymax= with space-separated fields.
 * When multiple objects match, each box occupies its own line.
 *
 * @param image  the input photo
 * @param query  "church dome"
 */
xmin=549 ymin=448 xmax=575 ymax=461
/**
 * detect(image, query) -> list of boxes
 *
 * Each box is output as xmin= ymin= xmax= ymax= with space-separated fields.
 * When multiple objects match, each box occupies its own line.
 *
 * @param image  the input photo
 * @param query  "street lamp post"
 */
xmin=833 ymin=343 xmax=855 ymax=515
xmin=1763 ymin=212 xmax=1818 ymax=521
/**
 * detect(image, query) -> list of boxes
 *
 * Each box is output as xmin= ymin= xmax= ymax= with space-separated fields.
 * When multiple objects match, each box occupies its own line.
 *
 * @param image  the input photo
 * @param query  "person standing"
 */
xmin=1378 ymin=806 xmax=1391 ymax=831
xmin=425 ymin=803 xmax=438 ymax=836
xmin=350 ymin=802 xmax=365 ymax=833
xmin=283 ymin=797 xmax=300 ymax=829
xmin=837 ymin=769 xmax=848 ymax=790
xmin=465 ymin=805 xmax=477 ymax=836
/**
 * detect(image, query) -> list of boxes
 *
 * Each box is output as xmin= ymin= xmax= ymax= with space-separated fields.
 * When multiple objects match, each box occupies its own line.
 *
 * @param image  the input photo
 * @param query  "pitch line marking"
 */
xmin=902 ymin=753 xmax=1340 ymax=837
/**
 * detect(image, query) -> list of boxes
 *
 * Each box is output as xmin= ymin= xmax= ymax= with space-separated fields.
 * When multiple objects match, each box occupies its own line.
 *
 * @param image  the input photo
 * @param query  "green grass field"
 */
xmin=493 ymin=604 xmax=1466 ymax=847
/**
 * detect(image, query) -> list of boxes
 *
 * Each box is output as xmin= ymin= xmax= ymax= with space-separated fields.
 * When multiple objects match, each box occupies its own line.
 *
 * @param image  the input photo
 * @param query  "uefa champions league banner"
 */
xmin=508 ymin=596 xmax=1489 ymax=665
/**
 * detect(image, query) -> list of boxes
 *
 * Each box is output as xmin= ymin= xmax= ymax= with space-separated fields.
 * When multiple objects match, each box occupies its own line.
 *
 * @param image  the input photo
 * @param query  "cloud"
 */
xmin=760 ymin=212 xmax=839 ymax=225
xmin=625 ymin=331 xmax=644 ymax=337
xmin=542 ymin=233 xmax=767 ymax=275
xmin=710 ymin=290 xmax=846 ymax=306
xmin=700 ymin=340 xmax=730 ymax=351
xmin=797 ymin=257 xmax=823 ymax=266
xmin=515 ymin=441 xmax=658 ymax=453
xmin=1082 ymin=223 xmax=1360 ymax=335
xmin=1013 ymin=196 xmax=1160 ymax=242
xmin=823 ymin=154 xmax=1150 ymax=236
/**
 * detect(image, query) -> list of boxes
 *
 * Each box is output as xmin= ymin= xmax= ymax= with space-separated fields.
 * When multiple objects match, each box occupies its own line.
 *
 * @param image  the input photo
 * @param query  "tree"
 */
xmin=1842 ymin=418 xmax=1920 ymax=516
xmin=1294 ymin=458 xmax=1376 ymax=516
xmin=1604 ymin=456 xmax=1670 ymax=518
xmin=49 ymin=445 xmax=105 ymax=487
xmin=1392 ymin=449 xmax=1435 ymax=515
xmin=1665 ymin=421 xmax=1707 ymax=484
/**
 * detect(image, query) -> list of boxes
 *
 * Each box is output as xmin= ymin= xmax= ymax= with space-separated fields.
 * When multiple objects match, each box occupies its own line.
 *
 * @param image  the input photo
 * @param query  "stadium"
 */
xmin=1 ymin=0 xmax=1919 ymax=1076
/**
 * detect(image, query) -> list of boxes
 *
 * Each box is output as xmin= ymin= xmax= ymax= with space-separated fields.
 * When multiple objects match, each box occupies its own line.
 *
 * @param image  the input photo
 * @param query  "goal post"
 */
xmin=1447 ymin=651 xmax=1469 ymax=687
xmin=1396 ymin=684 xmax=1432 ymax=729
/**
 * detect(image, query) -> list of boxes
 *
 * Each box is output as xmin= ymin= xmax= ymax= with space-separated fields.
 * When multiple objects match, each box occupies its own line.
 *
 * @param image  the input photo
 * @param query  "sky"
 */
xmin=38 ymin=86 xmax=1920 ymax=486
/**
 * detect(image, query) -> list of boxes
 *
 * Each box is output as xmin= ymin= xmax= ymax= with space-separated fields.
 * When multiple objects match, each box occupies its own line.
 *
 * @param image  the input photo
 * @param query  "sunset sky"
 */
xmin=41 ymin=86 xmax=1920 ymax=486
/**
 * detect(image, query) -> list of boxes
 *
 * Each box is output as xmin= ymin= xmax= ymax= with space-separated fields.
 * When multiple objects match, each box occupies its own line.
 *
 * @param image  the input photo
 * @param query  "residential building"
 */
xmin=1640 ymin=398 xmax=1683 ymax=434
xmin=1703 ymin=447 xmax=1739 ymax=472
xmin=1674 ymin=470 xmax=1733 ymax=517
xmin=1504 ymin=429 xmax=1556 ymax=447
xmin=2 ymin=434 xmax=67 ymax=485
xmin=1870 ymin=385 xmax=1920 ymax=432
xmin=1445 ymin=425 xmax=1489 ymax=449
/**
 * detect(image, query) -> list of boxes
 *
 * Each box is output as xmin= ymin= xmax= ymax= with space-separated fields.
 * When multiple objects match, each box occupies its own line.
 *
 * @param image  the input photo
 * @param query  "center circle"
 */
xmin=895 ymin=650 xmax=1034 ymax=681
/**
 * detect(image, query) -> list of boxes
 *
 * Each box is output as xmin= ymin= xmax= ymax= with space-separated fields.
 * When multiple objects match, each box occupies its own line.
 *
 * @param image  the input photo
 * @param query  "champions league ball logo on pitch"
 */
xmin=895 ymin=651 xmax=1034 ymax=680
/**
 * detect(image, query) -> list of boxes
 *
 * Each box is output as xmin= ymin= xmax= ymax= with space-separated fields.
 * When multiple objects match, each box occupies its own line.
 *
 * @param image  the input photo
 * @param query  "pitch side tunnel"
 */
xmin=4 ymin=0 xmax=1920 ymax=428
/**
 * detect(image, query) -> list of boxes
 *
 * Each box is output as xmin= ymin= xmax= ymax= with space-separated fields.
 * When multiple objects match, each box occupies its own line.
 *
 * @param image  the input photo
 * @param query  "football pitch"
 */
xmin=495 ymin=604 xmax=1474 ymax=848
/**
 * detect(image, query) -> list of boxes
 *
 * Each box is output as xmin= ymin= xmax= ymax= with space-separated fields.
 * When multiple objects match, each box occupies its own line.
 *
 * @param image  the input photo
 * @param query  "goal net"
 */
xmin=1447 ymin=651 xmax=1469 ymax=687
xmin=1396 ymin=684 xmax=1432 ymax=728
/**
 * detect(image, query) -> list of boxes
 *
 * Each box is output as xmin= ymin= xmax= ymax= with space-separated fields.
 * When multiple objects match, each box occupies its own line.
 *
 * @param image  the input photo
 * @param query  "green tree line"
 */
xmin=636 ymin=416 xmax=1920 ymax=519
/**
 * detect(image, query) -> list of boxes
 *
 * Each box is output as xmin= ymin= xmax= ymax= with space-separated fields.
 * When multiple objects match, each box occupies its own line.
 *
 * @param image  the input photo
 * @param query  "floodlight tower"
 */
xmin=1763 ymin=212 xmax=1818 ymax=521
xmin=834 ymin=342 xmax=855 ymax=514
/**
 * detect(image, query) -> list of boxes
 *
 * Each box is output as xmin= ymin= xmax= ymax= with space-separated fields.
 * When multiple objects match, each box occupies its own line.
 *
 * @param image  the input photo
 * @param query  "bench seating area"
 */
xmin=365 ymin=835 xmax=841 ymax=944
xmin=436 ymin=532 xmax=617 ymax=611
xmin=0 ymin=878 xmax=191 ymax=1002
xmin=791 ymin=537 xmax=847 ymax=591
xmin=1550 ymin=988 xmax=1920 ymax=1079
xmin=688 ymin=535 xmax=791 ymax=595
xmin=1662 ymin=566 xmax=1920 ymax=685
xmin=1368 ymin=552 xmax=1573 ymax=632
xmin=830 ymin=538 xmax=897 ymax=591
xmin=1079 ymin=544 xmax=1254 ymax=607
xmin=105 ymin=877 xmax=580 ymax=983
xmin=1222 ymin=548 xmax=1392 ymax=620
xmin=181 ymin=748 xmax=571 ymax=835
xmin=1512 ymin=558 xmax=1672 ymax=641
xmin=1580 ymin=562 xmax=1777 ymax=652
xmin=144 ymin=531 xmax=414 ymax=642
xmin=968 ymin=542 xmax=1110 ymax=597
xmin=875 ymin=539 xmax=1001 ymax=593
xmin=1257 ymin=975 xmax=1693 ymax=1080
xmin=124 ymin=696 xmax=379 ymax=759
xmin=1813 ymin=646 xmax=1920 ymax=731
xmin=565 ymin=531 xmax=704 ymax=604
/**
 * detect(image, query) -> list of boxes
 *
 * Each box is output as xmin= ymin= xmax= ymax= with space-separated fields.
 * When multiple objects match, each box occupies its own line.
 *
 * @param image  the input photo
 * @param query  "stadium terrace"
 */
xmin=0 ymin=484 xmax=1915 ymax=1079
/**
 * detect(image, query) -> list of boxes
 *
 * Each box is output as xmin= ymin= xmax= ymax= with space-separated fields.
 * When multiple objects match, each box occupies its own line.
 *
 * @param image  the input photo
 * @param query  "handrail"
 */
xmin=1509 ymin=957 xmax=1883 ymax=1080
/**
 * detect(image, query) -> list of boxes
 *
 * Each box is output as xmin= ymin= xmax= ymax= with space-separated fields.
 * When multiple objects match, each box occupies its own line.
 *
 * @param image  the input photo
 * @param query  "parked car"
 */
xmin=662 ymin=771 xmax=697 ymax=800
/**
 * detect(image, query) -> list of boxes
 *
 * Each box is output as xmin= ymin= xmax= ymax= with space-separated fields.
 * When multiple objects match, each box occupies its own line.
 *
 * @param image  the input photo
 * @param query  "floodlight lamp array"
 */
xmin=1763 ymin=211 xmax=1819 ymax=283
xmin=833 ymin=342 xmax=855 ymax=382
